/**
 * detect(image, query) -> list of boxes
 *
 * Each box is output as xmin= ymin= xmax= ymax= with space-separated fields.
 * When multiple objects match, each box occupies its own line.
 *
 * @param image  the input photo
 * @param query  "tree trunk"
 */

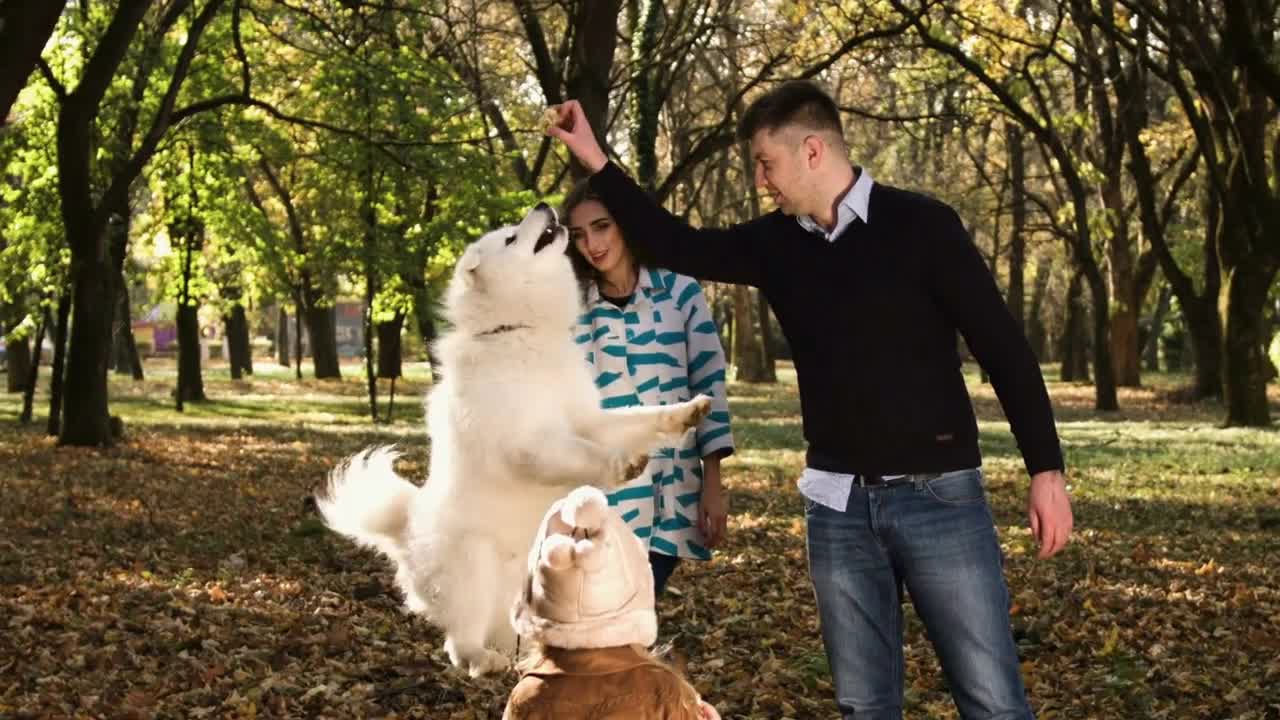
xmin=1264 ymin=298 xmax=1279 ymax=383
xmin=756 ymin=290 xmax=777 ymax=382
xmin=1075 ymin=0 xmax=1143 ymax=389
xmin=364 ymin=298 xmax=378 ymax=421
xmin=46 ymin=292 xmax=70 ymax=437
xmin=1185 ymin=300 xmax=1222 ymax=398
xmin=175 ymin=304 xmax=205 ymax=406
xmin=377 ymin=312 xmax=405 ymax=379
xmin=1214 ymin=105 xmax=1278 ymax=425
xmin=359 ymin=87 xmax=378 ymax=421
xmin=1061 ymin=271 xmax=1091 ymax=382
xmin=306 ymin=304 xmax=341 ymax=379
xmin=293 ymin=293 xmax=304 ymax=380
xmin=1143 ymin=284 xmax=1172 ymax=372
xmin=224 ymin=303 xmax=252 ymax=379
xmin=20 ymin=307 xmax=49 ymax=424
xmin=1109 ymin=273 xmax=1142 ymax=387
xmin=1026 ymin=256 xmax=1052 ymax=361
xmin=384 ymin=376 xmax=397 ymax=424
xmin=175 ymin=211 xmax=205 ymax=407
xmin=276 ymin=305 xmax=290 ymax=366
xmin=411 ymin=285 xmax=439 ymax=381
xmin=0 ymin=0 xmax=69 ymax=125
xmin=113 ymin=281 xmax=144 ymax=379
xmin=60 ymin=264 xmax=115 ymax=445
xmin=1006 ymin=122 xmax=1027 ymax=333
xmin=61 ymin=143 xmax=131 ymax=445
xmin=564 ymin=0 xmax=623 ymax=179
xmin=1088 ymin=280 xmax=1111 ymax=394
xmin=1146 ymin=0 xmax=1279 ymax=423
xmin=113 ymin=290 xmax=130 ymax=374
xmin=1114 ymin=21 xmax=1221 ymax=397
xmin=721 ymin=300 xmax=733 ymax=361
xmin=1220 ymin=261 xmax=1274 ymax=426
xmin=630 ymin=0 xmax=663 ymax=191
xmin=732 ymin=284 xmax=766 ymax=381
xmin=6 ymin=334 xmax=31 ymax=393
xmin=1103 ymin=182 xmax=1141 ymax=386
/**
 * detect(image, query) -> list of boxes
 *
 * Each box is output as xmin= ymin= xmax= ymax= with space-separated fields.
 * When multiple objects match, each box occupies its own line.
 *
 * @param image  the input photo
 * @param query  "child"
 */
xmin=504 ymin=486 xmax=722 ymax=720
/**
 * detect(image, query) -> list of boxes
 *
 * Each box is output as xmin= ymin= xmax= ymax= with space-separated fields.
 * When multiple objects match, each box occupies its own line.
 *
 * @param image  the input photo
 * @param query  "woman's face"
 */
xmin=568 ymin=199 xmax=630 ymax=276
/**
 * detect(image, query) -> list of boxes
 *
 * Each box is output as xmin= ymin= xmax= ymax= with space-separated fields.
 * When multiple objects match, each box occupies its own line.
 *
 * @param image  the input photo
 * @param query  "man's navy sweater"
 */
xmin=590 ymin=161 xmax=1064 ymax=477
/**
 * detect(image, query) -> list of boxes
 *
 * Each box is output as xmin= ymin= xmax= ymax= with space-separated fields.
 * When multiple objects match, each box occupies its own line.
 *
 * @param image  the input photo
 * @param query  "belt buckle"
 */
xmin=857 ymin=474 xmax=882 ymax=488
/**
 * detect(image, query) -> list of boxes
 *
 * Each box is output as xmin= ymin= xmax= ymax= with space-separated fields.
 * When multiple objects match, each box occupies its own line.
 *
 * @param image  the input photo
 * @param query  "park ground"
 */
xmin=1 ymin=361 xmax=1278 ymax=719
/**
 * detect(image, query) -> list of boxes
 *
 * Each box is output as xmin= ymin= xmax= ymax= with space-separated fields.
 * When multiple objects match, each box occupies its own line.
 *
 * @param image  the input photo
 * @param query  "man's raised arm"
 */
xmin=546 ymin=101 xmax=770 ymax=288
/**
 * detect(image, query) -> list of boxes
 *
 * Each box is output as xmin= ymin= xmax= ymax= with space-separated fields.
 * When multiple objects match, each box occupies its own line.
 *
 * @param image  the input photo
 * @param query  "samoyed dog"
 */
xmin=316 ymin=203 xmax=711 ymax=677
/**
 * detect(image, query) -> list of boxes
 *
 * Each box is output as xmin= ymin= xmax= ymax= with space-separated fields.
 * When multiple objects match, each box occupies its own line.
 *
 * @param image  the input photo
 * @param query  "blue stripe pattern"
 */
xmin=574 ymin=267 xmax=734 ymax=561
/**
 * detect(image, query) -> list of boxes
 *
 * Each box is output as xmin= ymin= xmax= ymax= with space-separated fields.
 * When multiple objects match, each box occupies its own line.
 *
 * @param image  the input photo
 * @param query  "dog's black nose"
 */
xmin=534 ymin=201 xmax=558 ymax=224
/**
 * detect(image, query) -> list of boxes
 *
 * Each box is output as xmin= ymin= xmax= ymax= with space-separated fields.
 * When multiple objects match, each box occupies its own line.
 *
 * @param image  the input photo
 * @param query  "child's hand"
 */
xmin=698 ymin=700 xmax=722 ymax=720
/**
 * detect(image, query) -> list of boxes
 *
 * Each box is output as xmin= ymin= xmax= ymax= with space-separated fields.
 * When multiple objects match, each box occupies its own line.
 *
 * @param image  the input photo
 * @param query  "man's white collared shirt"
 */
xmin=796 ymin=166 xmax=873 ymax=241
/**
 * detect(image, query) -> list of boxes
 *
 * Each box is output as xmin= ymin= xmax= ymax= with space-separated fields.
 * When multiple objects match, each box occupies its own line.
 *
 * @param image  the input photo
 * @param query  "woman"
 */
xmin=562 ymin=180 xmax=734 ymax=597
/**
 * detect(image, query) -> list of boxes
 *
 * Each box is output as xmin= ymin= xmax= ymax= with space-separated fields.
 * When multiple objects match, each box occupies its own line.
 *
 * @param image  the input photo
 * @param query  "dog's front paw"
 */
xmin=468 ymin=649 xmax=510 ymax=678
xmin=662 ymin=394 xmax=712 ymax=433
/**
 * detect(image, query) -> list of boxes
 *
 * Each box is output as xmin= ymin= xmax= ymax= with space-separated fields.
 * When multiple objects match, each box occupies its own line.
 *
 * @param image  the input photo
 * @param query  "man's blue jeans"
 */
xmin=805 ymin=468 xmax=1033 ymax=719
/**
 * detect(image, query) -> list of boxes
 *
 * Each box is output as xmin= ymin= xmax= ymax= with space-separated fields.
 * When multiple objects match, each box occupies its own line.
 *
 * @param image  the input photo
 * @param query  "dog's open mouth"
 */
xmin=533 ymin=223 xmax=560 ymax=254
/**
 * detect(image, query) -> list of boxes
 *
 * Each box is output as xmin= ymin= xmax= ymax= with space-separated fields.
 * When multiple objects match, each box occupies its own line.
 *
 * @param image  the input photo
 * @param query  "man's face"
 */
xmin=750 ymin=127 xmax=812 ymax=217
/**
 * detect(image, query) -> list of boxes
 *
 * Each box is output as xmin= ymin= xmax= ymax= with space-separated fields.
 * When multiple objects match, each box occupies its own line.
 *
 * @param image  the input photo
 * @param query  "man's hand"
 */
xmin=1028 ymin=470 xmax=1073 ymax=559
xmin=544 ymin=100 xmax=608 ymax=173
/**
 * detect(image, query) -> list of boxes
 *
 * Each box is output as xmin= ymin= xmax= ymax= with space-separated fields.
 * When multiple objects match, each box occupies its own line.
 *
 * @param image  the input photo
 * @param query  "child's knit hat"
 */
xmin=512 ymin=486 xmax=657 ymax=649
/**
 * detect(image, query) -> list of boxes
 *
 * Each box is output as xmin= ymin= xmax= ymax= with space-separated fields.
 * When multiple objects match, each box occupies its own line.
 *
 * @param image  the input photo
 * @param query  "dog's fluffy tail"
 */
xmin=316 ymin=446 xmax=417 ymax=561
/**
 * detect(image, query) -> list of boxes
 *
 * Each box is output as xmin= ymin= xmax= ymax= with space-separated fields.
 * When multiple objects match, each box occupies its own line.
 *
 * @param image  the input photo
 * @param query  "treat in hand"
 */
xmin=541 ymin=106 xmax=564 ymax=134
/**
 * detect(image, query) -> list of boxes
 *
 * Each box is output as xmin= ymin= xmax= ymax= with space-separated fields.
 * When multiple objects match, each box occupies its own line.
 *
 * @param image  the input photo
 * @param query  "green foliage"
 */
xmin=0 ymin=80 xmax=68 ymax=317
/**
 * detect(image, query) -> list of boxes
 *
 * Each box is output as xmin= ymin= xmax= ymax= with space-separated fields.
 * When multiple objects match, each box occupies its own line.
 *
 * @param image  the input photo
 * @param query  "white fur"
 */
xmin=316 ymin=204 xmax=712 ymax=677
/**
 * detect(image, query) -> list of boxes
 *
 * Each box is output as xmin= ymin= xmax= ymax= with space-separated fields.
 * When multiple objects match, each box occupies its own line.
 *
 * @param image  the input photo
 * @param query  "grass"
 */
xmin=0 ymin=359 xmax=1277 ymax=719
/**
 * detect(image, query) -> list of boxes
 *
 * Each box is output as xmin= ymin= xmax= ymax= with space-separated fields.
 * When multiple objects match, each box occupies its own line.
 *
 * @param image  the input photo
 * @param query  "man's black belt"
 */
xmin=853 ymin=474 xmax=915 ymax=488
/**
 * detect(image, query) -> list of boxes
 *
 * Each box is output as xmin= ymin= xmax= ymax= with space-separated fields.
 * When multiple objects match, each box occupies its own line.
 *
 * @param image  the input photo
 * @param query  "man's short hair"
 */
xmin=736 ymin=79 xmax=844 ymax=143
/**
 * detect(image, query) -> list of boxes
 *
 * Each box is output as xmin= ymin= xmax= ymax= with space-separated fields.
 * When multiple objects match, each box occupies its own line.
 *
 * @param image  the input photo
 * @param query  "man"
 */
xmin=546 ymin=79 xmax=1072 ymax=720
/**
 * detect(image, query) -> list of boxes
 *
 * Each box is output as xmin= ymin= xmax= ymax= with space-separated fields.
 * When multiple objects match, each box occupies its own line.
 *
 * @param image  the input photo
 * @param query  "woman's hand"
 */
xmin=698 ymin=456 xmax=728 ymax=548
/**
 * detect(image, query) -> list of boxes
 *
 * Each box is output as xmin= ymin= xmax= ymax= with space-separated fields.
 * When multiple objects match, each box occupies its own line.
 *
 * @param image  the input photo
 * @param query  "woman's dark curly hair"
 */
xmin=560 ymin=179 xmax=654 ymax=295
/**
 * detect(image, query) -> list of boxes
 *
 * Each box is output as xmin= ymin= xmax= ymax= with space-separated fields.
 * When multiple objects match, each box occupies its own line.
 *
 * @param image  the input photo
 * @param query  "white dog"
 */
xmin=316 ymin=203 xmax=711 ymax=677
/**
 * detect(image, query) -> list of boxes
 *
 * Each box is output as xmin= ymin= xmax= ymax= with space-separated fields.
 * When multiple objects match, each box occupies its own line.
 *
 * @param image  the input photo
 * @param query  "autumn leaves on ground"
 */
xmin=1 ymin=363 xmax=1278 ymax=719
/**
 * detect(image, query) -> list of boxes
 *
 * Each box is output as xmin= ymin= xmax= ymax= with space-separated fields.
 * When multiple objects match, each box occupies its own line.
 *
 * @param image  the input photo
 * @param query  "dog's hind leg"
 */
xmin=437 ymin=538 xmax=511 ymax=678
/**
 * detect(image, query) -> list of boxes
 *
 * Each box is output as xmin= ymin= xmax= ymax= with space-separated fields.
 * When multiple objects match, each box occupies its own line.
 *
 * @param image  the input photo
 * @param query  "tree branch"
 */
xmin=839 ymin=104 xmax=963 ymax=123
xmin=95 ymin=0 xmax=225 ymax=240
xmin=800 ymin=9 xmax=922 ymax=78
xmin=654 ymin=51 xmax=790 ymax=202
xmin=73 ymin=0 xmax=160 ymax=114
xmin=35 ymin=57 xmax=67 ymax=101
xmin=511 ymin=0 xmax=563 ymax=105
